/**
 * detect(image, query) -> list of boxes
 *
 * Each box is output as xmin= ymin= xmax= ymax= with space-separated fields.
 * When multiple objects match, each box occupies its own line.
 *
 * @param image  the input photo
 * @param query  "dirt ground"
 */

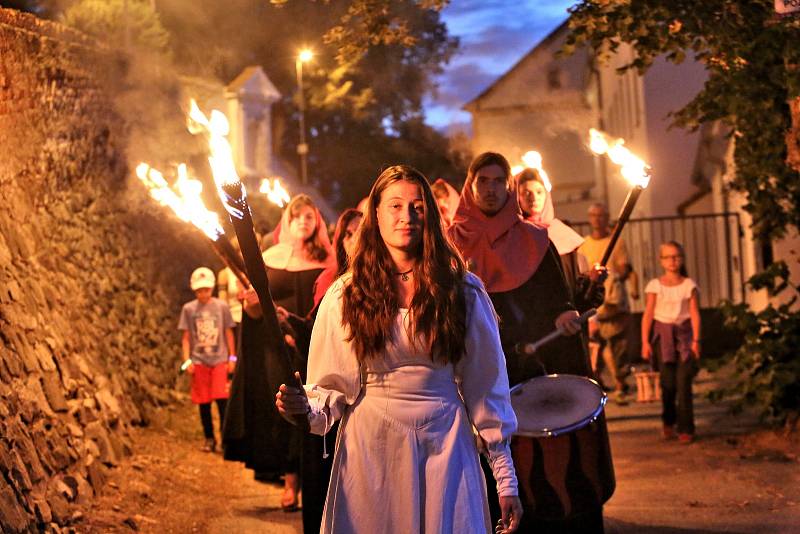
xmin=73 ymin=370 xmax=800 ymax=533
xmin=76 ymin=400 xmax=302 ymax=534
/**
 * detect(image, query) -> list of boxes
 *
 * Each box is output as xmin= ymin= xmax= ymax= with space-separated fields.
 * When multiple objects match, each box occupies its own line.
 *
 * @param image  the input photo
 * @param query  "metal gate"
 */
xmin=571 ymin=213 xmax=746 ymax=312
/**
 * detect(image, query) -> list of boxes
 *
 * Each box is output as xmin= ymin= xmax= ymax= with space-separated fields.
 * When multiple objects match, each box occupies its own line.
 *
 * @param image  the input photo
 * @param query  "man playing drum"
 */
xmin=449 ymin=152 xmax=614 ymax=533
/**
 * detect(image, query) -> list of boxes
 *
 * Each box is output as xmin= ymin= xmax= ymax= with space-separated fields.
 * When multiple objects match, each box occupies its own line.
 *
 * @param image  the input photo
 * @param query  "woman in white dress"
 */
xmin=277 ymin=165 xmax=523 ymax=534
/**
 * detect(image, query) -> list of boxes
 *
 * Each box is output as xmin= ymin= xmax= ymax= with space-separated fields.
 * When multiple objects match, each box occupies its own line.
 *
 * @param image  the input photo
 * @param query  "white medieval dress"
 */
xmin=304 ymin=273 xmax=519 ymax=534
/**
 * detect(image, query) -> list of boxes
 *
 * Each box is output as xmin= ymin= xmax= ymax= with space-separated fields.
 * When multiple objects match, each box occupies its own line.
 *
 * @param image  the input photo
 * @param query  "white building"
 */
xmin=186 ymin=66 xmax=337 ymax=224
xmin=224 ymin=66 xmax=337 ymax=223
xmin=464 ymin=21 xmax=796 ymax=310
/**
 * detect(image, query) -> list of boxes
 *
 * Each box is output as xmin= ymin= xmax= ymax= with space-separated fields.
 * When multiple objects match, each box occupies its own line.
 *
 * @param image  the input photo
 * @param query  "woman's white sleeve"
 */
xmin=456 ymin=275 xmax=519 ymax=497
xmin=304 ymin=283 xmax=361 ymax=436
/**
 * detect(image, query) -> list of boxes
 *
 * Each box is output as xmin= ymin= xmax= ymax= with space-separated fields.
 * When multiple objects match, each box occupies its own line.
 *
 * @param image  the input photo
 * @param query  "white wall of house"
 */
xmin=222 ymin=67 xmax=338 ymax=223
xmin=466 ymin=26 xmax=600 ymax=222
xmin=641 ymin=56 xmax=708 ymax=217
xmin=466 ymin=29 xmax=713 ymax=223
xmin=595 ymin=43 xmax=651 ymax=219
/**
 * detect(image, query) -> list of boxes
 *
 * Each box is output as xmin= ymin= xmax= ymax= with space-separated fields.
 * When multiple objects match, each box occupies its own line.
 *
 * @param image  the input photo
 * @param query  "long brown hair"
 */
xmin=332 ymin=208 xmax=363 ymax=278
xmin=342 ymin=165 xmax=467 ymax=363
xmin=286 ymin=194 xmax=329 ymax=263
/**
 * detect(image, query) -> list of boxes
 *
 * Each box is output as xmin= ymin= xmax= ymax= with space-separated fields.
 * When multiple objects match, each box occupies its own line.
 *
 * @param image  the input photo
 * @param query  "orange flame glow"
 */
xmin=588 ymin=129 xmax=650 ymax=188
xmin=135 ymin=162 xmax=224 ymax=240
xmin=259 ymin=177 xmax=291 ymax=208
xmin=187 ymin=99 xmax=246 ymax=219
xmin=511 ymin=150 xmax=552 ymax=192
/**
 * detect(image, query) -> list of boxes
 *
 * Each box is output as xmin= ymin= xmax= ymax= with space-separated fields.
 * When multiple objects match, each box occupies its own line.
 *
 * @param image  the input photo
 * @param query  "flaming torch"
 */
xmin=588 ymin=128 xmax=651 ymax=266
xmin=511 ymin=150 xmax=553 ymax=192
xmin=187 ymin=99 xmax=303 ymax=423
xmin=259 ymin=177 xmax=291 ymax=208
xmin=135 ymin=162 xmax=249 ymax=288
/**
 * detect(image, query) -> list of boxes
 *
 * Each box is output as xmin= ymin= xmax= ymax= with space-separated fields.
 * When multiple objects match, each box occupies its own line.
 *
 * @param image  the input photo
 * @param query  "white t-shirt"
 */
xmin=645 ymin=277 xmax=698 ymax=324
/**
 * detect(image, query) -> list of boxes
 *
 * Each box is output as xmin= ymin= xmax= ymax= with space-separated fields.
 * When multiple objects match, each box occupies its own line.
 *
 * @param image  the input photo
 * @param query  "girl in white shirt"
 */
xmin=641 ymin=241 xmax=701 ymax=443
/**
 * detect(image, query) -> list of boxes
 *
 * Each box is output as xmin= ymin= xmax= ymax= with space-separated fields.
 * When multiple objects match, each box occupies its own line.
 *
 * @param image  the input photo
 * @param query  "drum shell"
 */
xmin=512 ymin=411 xmax=615 ymax=520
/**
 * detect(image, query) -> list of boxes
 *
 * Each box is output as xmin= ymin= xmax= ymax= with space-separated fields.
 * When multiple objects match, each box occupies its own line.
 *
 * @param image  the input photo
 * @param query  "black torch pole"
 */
xmin=209 ymin=235 xmax=250 ymax=289
xmin=218 ymin=181 xmax=308 ymax=428
xmin=580 ymin=181 xmax=648 ymax=307
xmin=599 ymin=184 xmax=644 ymax=267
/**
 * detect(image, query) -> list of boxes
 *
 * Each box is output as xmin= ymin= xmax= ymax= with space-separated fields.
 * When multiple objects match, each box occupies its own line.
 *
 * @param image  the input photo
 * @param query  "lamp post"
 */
xmin=295 ymin=49 xmax=313 ymax=185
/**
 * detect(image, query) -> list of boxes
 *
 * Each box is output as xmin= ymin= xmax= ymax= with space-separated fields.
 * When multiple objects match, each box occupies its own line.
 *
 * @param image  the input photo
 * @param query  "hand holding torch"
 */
xmin=188 ymin=101 xmax=308 ymax=429
xmin=583 ymin=129 xmax=651 ymax=303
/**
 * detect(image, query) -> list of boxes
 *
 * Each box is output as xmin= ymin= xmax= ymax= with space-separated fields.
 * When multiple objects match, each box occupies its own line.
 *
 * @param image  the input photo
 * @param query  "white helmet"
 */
xmin=190 ymin=267 xmax=216 ymax=290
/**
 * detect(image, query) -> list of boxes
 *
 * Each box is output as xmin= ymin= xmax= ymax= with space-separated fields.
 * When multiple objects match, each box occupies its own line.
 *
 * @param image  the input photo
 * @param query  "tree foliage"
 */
xmin=152 ymin=0 xmax=462 ymax=207
xmin=62 ymin=0 xmax=171 ymax=55
xmin=564 ymin=1 xmax=800 ymax=425
xmin=716 ymin=262 xmax=800 ymax=426
xmin=565 ymin=1 xmax=800 ymax=242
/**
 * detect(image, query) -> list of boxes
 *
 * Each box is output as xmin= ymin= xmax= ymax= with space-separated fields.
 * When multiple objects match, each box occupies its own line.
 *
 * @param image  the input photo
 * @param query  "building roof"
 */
xmin=225 ymin=65 xmax=281 ymax=101
xmin=463 ymin=18 xmax=571 ymax=111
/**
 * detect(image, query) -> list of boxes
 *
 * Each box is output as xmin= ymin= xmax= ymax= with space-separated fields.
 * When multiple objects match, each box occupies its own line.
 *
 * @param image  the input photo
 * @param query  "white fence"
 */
xmin=570 ymin=213 xmax=746 ymax=312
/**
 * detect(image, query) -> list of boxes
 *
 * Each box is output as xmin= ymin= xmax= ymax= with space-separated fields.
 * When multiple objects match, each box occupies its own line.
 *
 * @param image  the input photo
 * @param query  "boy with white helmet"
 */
xmin=179 ymin=267 xmax=236 ymax=452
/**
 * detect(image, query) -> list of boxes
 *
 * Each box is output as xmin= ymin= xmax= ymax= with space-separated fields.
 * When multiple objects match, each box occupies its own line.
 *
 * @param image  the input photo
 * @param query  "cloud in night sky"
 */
xmin=425 ymin=0 xmax=575 ymax=129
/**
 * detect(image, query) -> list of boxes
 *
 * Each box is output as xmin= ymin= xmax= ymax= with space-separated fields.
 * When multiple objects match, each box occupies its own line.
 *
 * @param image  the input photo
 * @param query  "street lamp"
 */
xmin=296 ymin=49 xmax=313 ymax=185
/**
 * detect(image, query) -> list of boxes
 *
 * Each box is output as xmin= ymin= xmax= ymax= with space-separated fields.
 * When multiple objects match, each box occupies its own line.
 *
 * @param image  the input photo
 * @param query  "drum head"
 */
xmin=510 ymin=374 xmax=606 ymax=438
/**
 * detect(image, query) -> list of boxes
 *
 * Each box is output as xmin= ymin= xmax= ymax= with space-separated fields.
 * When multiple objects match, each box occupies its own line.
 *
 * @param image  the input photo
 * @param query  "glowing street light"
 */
xmin=296 ymin=48 xmax=313 ymax=185
xmin=298 ymin=49 xmax=313 ymax=63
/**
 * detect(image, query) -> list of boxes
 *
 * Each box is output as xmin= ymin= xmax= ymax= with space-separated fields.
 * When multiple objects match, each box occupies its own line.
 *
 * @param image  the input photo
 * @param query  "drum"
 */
xmin=510 ymin=374 xmax=615 ymax=520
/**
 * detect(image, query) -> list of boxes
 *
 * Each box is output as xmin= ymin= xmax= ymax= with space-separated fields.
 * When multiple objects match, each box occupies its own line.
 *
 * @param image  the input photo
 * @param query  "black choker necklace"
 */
xmin=394 ymin=268 xmax=413 ymax=281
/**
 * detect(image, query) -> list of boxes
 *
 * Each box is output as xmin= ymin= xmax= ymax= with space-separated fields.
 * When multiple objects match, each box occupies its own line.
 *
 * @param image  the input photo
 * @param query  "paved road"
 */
xmin=203 ymin=370 xmax=799 ymax=533
xmin=90 ymin=369 xmax=797 ymax=533
xmin=204 ymin=467 xmax=302 ymax=534
xmin=602 ymin=371 xmax=800 ymax=533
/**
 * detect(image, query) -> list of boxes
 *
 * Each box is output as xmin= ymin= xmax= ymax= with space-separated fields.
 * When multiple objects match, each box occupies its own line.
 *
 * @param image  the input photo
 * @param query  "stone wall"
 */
xmin=0 ymin=8 xmax=217 ymax=532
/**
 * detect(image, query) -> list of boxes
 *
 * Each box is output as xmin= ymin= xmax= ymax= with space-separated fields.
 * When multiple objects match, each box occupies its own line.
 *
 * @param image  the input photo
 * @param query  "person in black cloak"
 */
xmin=223 ymin=194 xmax=334 ymax=532
xmin=449 ymin=152 xmax=613 ymax=534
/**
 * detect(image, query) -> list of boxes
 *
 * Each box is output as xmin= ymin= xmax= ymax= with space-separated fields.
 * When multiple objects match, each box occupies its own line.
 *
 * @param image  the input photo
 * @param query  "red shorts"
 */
xmin=191 ymin=362 xmax=229 ymax=404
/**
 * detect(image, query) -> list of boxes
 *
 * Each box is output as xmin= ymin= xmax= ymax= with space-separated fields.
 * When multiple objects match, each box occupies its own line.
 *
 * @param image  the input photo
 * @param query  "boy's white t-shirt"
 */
xmin=645 ymin=277 xmax=698 ymax=324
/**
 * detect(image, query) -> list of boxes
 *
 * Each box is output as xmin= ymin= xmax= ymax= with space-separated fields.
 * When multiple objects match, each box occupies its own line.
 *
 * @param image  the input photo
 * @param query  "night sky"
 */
xmin=425 ymin=1 xmax=575 ymax=131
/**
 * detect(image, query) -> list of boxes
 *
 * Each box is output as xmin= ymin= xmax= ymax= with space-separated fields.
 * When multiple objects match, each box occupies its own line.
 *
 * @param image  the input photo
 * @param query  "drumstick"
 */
xmin=518 ymin=309 xmax=597 ymax=355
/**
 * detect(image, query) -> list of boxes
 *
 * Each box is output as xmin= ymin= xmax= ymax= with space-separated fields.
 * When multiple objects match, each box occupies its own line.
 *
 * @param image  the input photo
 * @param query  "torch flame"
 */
xmin=135 ymin=162 xmax=224 ymax=240
xmin=259 ymin=177 xmax=291 ymax=208
xmin=511 ymin=150 xmax=552 ymax=192
xmin=588 ymin=128 xmax=651 ymax=188
xmin=187 ymin=99 xmax=246 ymax=219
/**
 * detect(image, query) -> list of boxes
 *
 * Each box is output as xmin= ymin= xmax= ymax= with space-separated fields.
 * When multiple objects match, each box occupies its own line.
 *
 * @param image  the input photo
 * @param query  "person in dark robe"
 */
xmin=312 ymin=208 xmax=363 ymax=307
xmin=449 ymin=152 xmax=612 ymax=533
xmin=223 ymin=194 xmax=333 ymax=530
xmin=515 ymin=167 xmax=606 ymax=315
xmin=295 ymin=207 xmax=362 ymax=534
xmin=430 ymin=178 xmax=460 ymax=229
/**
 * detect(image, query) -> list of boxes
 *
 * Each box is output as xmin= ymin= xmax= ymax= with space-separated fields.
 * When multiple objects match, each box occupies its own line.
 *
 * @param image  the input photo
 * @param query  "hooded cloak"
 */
xmin=448 ymin=178 xmax=549 ymax=293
